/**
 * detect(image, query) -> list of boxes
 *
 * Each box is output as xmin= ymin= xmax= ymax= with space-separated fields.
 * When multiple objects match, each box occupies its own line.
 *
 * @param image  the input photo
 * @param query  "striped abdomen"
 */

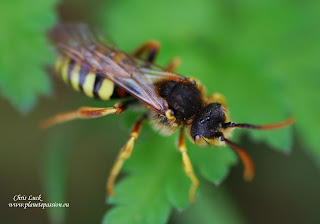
xmin=55 ymin=55 xmax=130 ymax=100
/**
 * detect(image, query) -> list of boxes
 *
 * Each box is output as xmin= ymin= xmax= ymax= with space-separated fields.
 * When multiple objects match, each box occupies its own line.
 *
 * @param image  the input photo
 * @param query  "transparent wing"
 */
xmin=132 ymin=57 xmax=187 ymax=84
xmin=50 ymin=23 xmax=169 ymax=113
xmin=49 ymin=23 xmax=117 ymax=50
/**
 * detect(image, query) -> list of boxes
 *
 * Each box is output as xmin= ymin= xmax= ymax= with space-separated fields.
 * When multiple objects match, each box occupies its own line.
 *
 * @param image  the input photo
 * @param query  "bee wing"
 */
xmin=50 ymin=23 xmax=169 ymax=113
xmin=49 ymin=23 xmax=117 ymax=50
xmin=132 ymin=57 xmax=187 ymax=84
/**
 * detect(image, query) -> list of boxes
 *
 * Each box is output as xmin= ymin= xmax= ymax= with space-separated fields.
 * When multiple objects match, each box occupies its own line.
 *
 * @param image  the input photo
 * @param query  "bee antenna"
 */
xmin=219 ymin=136 xmax=255 ymax=181
xmin=223 ymin=117 xmax=295 ymax=130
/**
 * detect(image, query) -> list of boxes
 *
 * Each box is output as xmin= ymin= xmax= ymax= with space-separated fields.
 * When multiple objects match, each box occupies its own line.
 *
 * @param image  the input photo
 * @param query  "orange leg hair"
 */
xmin=107 ymin=115 xmax=147 ymax=196
xmin=40 ymin=102 xmax=127 ymax=129
xmin=178 ymin=128 xmax=199 ymax=203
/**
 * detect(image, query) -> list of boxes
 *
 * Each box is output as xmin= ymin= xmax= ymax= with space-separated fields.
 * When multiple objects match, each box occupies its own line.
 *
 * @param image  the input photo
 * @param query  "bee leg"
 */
xmin=40 ymin=101 xmax=127 ymax=129
xmin=132 ymin=40 xmax=161 ymax=63
xmin=178 ymin=128 xmax=199 ymax=203
xmin=166 ymin=57 xmax=181 ymax=72
xmin=107 ymin=114 xmax=147 ymax=196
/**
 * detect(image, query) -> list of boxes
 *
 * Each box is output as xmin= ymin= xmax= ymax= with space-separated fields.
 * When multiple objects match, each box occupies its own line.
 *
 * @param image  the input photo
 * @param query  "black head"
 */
xmin=188 ymin=102 xmax=295 ymax=181
xmin=190 ymin=103 xmax=231 ymax=147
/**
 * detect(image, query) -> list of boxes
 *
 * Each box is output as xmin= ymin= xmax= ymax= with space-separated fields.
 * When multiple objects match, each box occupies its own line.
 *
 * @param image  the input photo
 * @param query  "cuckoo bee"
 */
xmin=42 ymin=23 xmax=295 ymax=203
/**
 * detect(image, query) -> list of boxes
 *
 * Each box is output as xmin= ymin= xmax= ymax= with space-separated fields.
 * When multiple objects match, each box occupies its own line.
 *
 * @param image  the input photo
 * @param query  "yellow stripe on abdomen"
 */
xmin=55 ymin=55 xmax=64 ymax=73
xmin=60 ymin=57 xmax=70 ymax=83
xmin=70 ymin=63 xmax=81 ymax=91
xmin=55 ymin=55 xmax=117 ymax=101
xmin=82 ymin=72 xmax=96 ymax=98
xmin=97 ymin=79 xmax=114 ymax=100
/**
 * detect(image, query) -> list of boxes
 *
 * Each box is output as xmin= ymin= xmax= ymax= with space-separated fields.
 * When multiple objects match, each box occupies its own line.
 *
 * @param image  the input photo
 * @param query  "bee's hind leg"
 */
xmin=107 ymin=114 xmax=147 ymax=196
xmin=40 ymin=101 xmax=129 ymax=129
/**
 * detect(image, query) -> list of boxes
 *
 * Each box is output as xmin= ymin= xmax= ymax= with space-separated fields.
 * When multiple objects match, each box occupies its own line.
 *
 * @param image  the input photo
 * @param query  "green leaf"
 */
xmin=263 ymin=2 xmax=320 ymax=166
xmin=206 ymin=0 xmax=320 ymax=164
xmin=103 ymin=123 xmax=237 ymax=224
xmin=104 ymin=129 xmax=183 ymax=224
xmin=174 ymin=183 xmax=247 ymax=224
xmin=189 ymin=143 xmax=237 ymax=185
xmin=0 ymin=0 xmax=58 ymax=111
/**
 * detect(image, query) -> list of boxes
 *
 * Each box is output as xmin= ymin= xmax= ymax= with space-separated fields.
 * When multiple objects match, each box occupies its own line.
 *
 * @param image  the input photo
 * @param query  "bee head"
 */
xmin=189 ymin=103 xmax=233 ymax=147
xmin=188 ymin=102 xmax=294 ymax=182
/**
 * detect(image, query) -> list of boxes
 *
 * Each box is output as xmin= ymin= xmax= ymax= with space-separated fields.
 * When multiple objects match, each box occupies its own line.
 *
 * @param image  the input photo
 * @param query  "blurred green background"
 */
xmin=1 ymin=0 xmax=320 ymax=223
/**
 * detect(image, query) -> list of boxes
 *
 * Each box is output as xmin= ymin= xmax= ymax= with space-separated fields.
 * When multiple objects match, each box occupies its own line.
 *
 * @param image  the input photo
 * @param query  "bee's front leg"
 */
xmin=178 ymin=128 xmax=199 ymax=203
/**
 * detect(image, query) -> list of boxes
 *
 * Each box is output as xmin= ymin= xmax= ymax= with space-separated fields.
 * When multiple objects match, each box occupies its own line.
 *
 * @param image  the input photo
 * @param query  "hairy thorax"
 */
xmin=150 ymin=79 xmax=206 ymax=135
